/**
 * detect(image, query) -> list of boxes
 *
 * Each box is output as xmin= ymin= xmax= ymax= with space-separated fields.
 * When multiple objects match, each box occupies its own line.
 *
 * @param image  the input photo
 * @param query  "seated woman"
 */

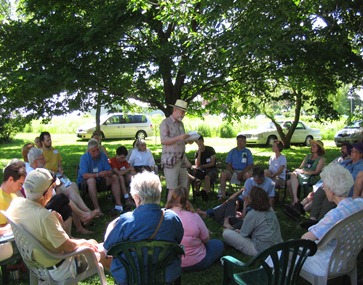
xmin=128 ymin=139 xmax=156 ymax=173
xmin=222 ymin=186 xmax=283 ymax=256
xmin=264 ymin=140 xmax=287 ymax=189
xmin=286 ymin=140 xmax=325 ymax=205
xmin=301 ymin=163 xmax=363 ymax=276
xmin=103 ymin=171 xmax=184 ymax=285
xmin=166 ymin=186 xmax=224 ymax=272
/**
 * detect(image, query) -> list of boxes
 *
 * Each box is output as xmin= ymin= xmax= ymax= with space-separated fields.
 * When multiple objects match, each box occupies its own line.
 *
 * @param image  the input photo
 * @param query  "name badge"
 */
xmin=241 ymin=153 xmax=247 ymax=164
xmin=53 ymin=150 xmax=59 ymax=154
xmin=93 ymin=167 xmax=98 ymax=173
xmin=121 ymin=166 xmax=126 ymax=170
xmin=206 ymin=158 xmax=211 ymax=163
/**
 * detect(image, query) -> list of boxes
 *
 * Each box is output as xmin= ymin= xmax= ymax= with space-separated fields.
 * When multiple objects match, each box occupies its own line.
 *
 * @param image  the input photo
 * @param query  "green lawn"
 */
xmin=0 ymin=133 xmax=360 ymax=285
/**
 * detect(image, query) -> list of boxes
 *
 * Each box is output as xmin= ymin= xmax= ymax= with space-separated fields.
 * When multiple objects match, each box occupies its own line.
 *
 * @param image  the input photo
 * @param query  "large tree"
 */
xmin=0 ymin=0 xmax=233 ymax=121
xmin=0 ymin=0 xmax=362 ymax=146
xmin=205 ymin=0 xmax=363 ymax=146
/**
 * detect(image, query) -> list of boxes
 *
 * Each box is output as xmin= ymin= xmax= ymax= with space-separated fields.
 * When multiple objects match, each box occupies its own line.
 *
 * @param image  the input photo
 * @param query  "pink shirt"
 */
xmin=172 ymin=208 xmax=209 ymax=267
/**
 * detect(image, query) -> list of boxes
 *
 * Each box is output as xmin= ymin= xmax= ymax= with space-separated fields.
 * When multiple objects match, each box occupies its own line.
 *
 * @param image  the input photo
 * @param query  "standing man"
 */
xmin=160 ymin=99 xmax=191 ymax=201
xmin=219 ymin=134 xmax=254 ymax=199
xmin=78 ymin=139 xmax=122 ymax=216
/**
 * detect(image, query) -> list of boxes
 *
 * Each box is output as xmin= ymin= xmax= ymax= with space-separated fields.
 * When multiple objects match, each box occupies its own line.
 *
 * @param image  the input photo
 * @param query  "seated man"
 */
xmin=301 ymin=164 xmax=363 ymax=277
xmin=0 ymin=161 xmax=26 ymax=262
xmin=197 ymin=166 xmax=275 ymax=229
xmin=218 ymin=134 xmax=254 ymax=199
xmin=103 ymin=171 xmax=184 ymax=285
xmin=109 ymin=146 xmax=136 ymax=206
xmin=40 ymin=131 xmax=85 ymax=195
xmin=78 ymin=139 xmax=122 ymax=216
xmin=28 ymin=147 xmax=96 ymax=234
xmin=6 ymin=168 xmax=106 ymax=282
xmin=353 ymin=171 xmax=363 ymax=198
xmin=189 ymin=135 xmax=218 ymax=201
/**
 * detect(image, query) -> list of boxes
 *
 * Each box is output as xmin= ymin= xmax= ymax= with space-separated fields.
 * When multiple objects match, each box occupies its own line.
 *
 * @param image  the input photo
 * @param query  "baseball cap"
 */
xmin=23 ymin=168 xmax=60 ymax=194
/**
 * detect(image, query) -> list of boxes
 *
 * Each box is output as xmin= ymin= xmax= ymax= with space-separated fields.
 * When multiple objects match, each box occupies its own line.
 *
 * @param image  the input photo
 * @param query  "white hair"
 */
xmin=130 ymin=171 xmax=161 ymax=205
xmin=28 ymin=147 xmax=43 ymax=165
xmin=87 ymin=138 xmax=99 ymax=150
xmin=320 ymin=164 xmax=354 ymax=197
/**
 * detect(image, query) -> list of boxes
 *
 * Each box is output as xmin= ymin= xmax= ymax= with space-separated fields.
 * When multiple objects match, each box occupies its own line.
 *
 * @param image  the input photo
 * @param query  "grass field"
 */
xmin=0 ymin=133 xmax=361 ymax=285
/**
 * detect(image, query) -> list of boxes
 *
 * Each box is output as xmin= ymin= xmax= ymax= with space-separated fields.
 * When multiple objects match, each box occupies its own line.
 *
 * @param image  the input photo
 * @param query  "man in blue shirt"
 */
xmin=219 ymin=134 xmax=254 ymax=199
xmin=78 ymin=139 xmax=122 ymax=216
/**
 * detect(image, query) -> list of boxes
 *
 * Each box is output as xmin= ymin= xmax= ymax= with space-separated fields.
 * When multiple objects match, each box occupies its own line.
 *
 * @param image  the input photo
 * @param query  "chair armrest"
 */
xmin=46 ymin=246 xmax=98 ymax=262
xmin=221 ymin=255 xmax=246 ymax=269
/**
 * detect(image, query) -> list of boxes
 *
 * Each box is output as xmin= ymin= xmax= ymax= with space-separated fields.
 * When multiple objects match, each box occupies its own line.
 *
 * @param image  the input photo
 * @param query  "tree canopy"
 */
xmin=0 ymin=0 xmax=362 ymax=145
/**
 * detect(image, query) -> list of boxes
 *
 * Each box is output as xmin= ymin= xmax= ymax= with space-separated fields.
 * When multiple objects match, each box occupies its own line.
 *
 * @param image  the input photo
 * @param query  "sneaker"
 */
xmin=109 ymin=206 xmax=123 ymax=217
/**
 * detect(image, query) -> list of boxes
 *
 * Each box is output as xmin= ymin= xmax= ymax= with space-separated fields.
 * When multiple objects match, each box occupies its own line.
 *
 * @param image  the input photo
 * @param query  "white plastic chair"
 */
xmin=300 ymin=209 xmax=363 ymax=285
xmin=0 ymin=210 xmax=107 ymax=285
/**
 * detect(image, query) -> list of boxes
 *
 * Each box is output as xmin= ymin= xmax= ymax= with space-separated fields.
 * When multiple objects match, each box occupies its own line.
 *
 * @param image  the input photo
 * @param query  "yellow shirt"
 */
xmin=7 ymin=198 xmax=68 ymax=266
xmin=42 ymin=147 xmax=62 ymax=172
xmin=0 ymin=188 xmax=17 ymax=225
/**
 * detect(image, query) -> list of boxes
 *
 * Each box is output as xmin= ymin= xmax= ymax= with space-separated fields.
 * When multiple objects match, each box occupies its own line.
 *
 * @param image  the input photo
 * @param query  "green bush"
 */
xmin=197 ymin=123 xmax=212 ymax=137
xmin=219 ymin=122 xmax=236 ymax=138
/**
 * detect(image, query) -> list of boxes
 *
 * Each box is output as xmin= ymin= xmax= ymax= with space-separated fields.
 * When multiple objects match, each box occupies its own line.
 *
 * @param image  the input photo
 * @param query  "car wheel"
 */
xmin=305 ymin=136 xmax=313 ymax=146
xmin=266 ymin=135 xmax=278 ymax=146
xmin=136 ymin=130 xmax=147 ymax=139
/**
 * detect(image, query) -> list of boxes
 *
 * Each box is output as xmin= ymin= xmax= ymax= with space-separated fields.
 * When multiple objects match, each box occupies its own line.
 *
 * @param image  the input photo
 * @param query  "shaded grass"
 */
xmin=0 ymin=133 xmax=361 ymax=285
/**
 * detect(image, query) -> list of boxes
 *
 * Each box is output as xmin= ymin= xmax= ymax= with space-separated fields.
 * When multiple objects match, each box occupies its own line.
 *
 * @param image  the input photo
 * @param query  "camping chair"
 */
xmin=0 ymin=210 xmax=107 ymax=285
xmin=221 ymin=239 xmax=317 ymax=285
xmin=300 ymin=209 xmax=363 ymax=285
xmin=107 ymin=240 xmax=185 ymax=285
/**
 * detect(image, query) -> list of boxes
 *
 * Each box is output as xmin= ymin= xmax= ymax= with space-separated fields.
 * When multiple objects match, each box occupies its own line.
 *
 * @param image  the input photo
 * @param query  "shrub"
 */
xmin=197 ymin=123 xmax=212 ymax=137
xmin=219 ymin=122 xmax=236 ymax=138
xmin=0 ymin=111 xmax=27 ymax=143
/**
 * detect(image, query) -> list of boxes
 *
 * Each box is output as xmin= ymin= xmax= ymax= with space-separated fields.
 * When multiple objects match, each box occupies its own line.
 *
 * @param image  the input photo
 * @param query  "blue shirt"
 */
xmin=339 ymin=159 xmax=363 ymax=196
xmin=226 ymin=147 xmax=254 ymax=171
xmin=242 ymin=176 xmax=276 ymax=199
xmin=77 ymin=151 xmax=111 ymax=184
xmin=103 ymin=204 xmax=184 ymax=284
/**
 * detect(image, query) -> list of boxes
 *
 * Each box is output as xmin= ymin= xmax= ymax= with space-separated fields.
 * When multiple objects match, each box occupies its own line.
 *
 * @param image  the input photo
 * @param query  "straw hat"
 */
xmin=169 ymin=99 xmax=188 ymax=111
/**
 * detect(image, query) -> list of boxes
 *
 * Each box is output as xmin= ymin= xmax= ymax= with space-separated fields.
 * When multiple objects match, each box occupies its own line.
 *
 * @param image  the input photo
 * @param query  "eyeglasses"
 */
xmin=42 ymin=170 xmax=57 ymax=196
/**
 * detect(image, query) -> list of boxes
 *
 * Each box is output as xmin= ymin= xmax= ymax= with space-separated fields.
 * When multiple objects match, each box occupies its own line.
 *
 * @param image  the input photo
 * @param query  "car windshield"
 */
xmin=345 ymin=121 xmax=363 ymax=129
xmin=258 ymin=122 xmax=276 ymax=129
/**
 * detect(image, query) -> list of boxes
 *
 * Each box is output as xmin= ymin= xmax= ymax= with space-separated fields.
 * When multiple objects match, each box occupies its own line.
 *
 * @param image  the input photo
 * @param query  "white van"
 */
xmin=76 ymin=113 xmax=154 ymax=140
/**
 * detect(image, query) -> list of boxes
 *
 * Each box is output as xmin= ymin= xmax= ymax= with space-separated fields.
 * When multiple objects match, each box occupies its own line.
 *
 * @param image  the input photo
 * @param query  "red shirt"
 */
xmin=109 ymin=157 xmax=130 ymax=170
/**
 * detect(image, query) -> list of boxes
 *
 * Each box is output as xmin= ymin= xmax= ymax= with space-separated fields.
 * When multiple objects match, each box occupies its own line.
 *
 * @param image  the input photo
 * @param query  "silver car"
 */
xmin=243 ymin=121 xmax=322 ymax=146
xmin=76 ymin=113 xmax=154 ymax=140
xmin=334 ymin=121 xmax=363 ymax=146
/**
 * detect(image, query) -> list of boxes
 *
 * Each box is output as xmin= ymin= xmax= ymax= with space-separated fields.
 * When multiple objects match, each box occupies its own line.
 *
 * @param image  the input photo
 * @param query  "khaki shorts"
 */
xmin=163 ymin=160 xmax=188 ymax=190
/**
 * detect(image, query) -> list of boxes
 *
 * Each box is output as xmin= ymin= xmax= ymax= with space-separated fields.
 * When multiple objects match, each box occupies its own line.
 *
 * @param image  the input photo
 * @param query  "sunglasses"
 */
xmin=42 ymin=170 xmax=57 ymax=196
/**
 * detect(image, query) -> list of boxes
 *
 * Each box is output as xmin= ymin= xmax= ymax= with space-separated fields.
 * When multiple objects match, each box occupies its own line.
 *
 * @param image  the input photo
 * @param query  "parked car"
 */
xmin=76 ymin=113 xmax=154 ymax=140
xmin=334 ymin=121 xmax=363 ymax=146
xmin=242 ymin=121 xmax=322 ymax=146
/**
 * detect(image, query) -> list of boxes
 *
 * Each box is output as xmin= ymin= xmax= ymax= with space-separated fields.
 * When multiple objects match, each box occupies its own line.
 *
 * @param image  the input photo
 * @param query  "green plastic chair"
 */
xmin=221 ymin=239 xmax=317 ymax=285
xmin=107 ymin=240 xmax=185 ymax=285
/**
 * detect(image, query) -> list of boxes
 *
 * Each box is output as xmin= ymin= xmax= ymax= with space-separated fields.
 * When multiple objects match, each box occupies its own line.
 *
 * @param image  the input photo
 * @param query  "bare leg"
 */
xmin=63 ymin=217 xmax=73 ymax=236
xmin=73 ymin=214 xmax=93 ymax=234
xmin=107 ymin=175 xmax=122 ymax=206
xmin=87 ymin=178 xmax=101 ymax=212
xmin=219 ymin=171 xmax=232 ymax=198
xmin=60 ymin=184 xmax=91 ymax=212
xmin=288 ymin=173 xmax=300 ymax=204
xmin=117 ymin=174 xmax=128 ymax=196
